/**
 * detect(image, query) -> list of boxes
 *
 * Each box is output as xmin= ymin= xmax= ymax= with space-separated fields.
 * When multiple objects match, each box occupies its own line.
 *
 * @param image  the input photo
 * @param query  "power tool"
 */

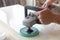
xmin=20 ymin=5 xmax=56 ymax=37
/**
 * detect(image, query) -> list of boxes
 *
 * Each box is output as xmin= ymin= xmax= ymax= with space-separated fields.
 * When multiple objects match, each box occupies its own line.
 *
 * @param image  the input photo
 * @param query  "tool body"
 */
xmin=20 ymin=6 xmax=41 ymax=37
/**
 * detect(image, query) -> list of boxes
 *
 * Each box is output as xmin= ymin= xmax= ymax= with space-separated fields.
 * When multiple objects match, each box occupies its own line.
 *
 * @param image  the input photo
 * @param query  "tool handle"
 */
xmin=25 ymin=6 xmax=42 ymax=17
xmin=24 ymin=5 xmax=55 ymax=24
xmin=25 ymin=6 xmax=42 ymax=24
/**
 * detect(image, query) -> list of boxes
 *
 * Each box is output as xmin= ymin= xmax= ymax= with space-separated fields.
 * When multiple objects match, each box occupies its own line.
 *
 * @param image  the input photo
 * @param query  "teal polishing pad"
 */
xmin=19 ymin=27 xmax=39 ymax=37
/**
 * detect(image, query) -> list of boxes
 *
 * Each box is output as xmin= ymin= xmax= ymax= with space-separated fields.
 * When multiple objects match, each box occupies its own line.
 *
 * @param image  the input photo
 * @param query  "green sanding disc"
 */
xmin=19 ymin=27 xmax=39 ymax=37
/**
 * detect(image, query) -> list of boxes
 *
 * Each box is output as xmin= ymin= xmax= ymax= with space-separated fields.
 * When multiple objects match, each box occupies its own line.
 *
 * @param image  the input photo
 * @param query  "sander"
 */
xmin=19 ymin=5 xmax=56 ymax=37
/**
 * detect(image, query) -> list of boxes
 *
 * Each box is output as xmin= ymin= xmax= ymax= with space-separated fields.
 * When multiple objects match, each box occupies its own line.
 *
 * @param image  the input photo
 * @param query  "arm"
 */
xmin=46 ymin=0 xmax=56 ymax=5
xmin=46 ymin=0 xmax=56 ymax=3
xmin=41 ymin=0 xmax=56 ymax=8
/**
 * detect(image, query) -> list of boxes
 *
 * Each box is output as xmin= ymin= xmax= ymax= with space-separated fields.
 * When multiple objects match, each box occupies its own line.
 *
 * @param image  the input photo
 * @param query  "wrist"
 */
xmin=45 ymin=0 xmax=55 ymax=6
xmin=45 ymin=1 xmax=52 ymax=6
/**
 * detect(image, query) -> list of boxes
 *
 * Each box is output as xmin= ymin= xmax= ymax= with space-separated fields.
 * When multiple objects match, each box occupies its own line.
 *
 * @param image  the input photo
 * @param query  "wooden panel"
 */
xmin=37 ymin=0 xmax=45 ymax=3
xmin=5 ymin=0 xmax=18 ymax=6
xmin=0 ymin=0 xmax=3 ymax=7
xmin=0 ymin=0 xmax=26 ymax=7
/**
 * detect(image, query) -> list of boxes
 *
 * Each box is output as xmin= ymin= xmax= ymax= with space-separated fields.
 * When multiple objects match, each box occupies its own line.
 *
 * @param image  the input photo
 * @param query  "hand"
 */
xmin=41 ymin=1 xmax=51 ymax=8
xmin=35 ymin=8 xmax=56 ymax=24
xmin=37 ymin=0 xmax=56 ymax=8
xmin=36 ymin=1 xmax=52 ymax=9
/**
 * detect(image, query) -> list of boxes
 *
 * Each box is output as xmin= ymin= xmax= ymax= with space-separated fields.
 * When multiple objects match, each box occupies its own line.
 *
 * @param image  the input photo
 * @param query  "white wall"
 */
xmin=26 ymin=0 xmax=36 ymax=6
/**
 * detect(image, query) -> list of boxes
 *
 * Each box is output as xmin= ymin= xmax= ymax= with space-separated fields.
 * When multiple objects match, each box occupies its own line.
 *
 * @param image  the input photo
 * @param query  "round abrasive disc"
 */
xmin=19 ymin=27 xmax=39 ymax=37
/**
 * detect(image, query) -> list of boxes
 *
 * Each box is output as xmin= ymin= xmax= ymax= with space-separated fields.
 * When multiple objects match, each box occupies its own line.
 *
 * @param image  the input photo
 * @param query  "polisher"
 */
xmin=19 ymin=5 xmax=55 ymax=37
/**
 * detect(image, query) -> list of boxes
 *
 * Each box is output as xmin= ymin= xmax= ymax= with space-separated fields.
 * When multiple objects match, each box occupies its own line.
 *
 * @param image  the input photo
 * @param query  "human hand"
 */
xmin=41 ymin=1 xmax=52 ymax=8
xmin=35 ymin=8 xmax=56 ymax=24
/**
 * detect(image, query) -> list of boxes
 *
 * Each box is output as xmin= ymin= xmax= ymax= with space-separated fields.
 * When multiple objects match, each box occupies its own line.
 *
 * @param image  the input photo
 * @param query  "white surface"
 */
xmin=0 ymin=4 xmax=25 ymax=32
xmin=33 ymin=23 xmax=60 ymax=34
xmin=0 ymin=32 xmax=6 ymax=40
xmin=0 ymin=10 xmax=7 ymax=24
xmin=0 ymin=4 xmax=60 ymax=40
xmin=26 ymin=0 xmax=34 ymax=6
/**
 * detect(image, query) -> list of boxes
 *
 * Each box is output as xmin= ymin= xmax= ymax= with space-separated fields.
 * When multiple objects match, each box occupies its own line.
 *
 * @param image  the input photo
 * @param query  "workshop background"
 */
xmin=0 ymin=0 xmax=60 ymax=7
xmin=0 ymin=0 xmax=60 ymax=40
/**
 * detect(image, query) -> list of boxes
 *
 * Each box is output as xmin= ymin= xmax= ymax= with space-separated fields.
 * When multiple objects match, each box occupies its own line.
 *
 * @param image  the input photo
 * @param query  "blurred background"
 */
xmin=0 ymin=0 xmax=60 ymax=7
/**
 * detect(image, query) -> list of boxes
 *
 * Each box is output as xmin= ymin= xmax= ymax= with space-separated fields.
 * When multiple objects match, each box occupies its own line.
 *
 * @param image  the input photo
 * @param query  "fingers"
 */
xmin=38 ymin=15 xmax=50 ymax=24
xmin=38 ymin=8 xmax=49 ymax=15
xmin=36 ymin=8 xmax=51 ymax=24
xmin=34 ymin=11 xmax=41 ymax=16
xmin=36 ymin=6 xmax=44 ymax=9
xmin=42 ymin=3 xmax=49 ymax=8
xmin=34 ymin=8 xmax=49 ymax=17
